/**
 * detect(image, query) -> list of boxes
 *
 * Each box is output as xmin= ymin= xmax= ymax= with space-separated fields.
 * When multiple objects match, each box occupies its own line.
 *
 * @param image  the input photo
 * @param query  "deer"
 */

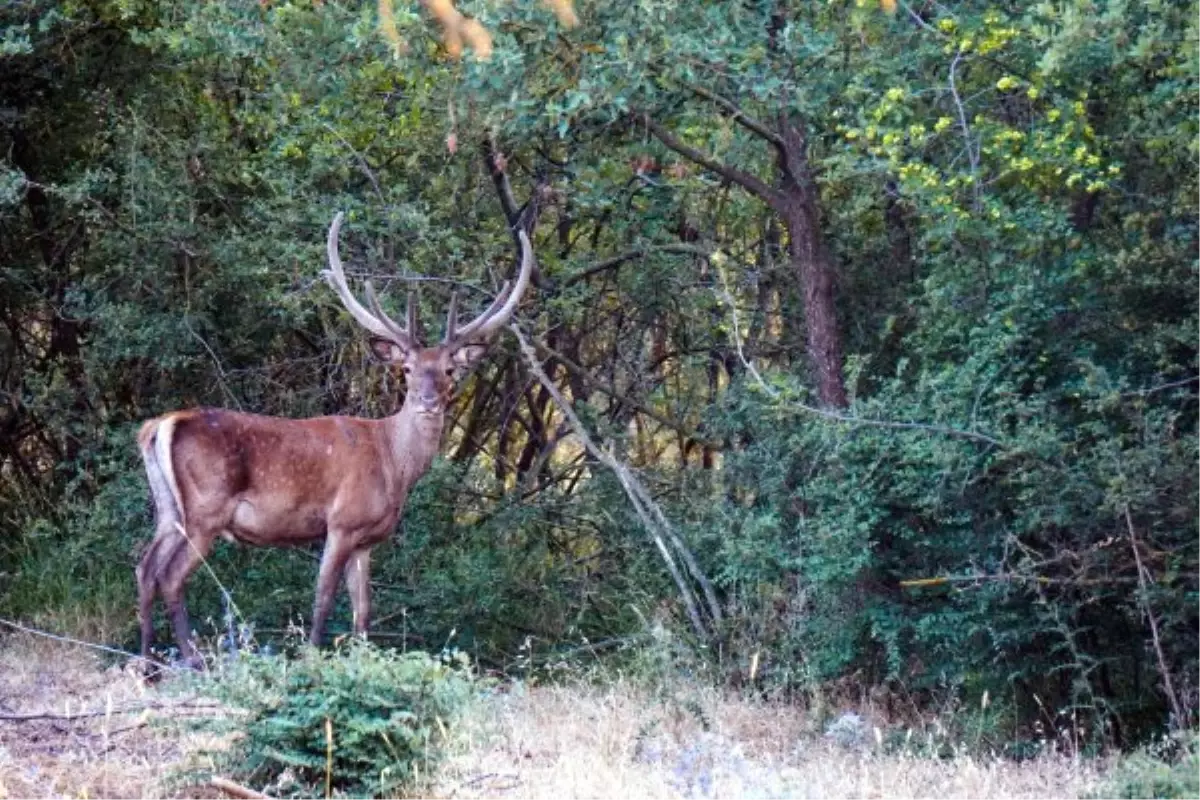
xmin=135 ymin=211 xmax=534 ymax=667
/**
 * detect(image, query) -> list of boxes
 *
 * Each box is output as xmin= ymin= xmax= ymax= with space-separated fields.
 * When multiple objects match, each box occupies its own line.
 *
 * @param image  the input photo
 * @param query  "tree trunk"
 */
xmin=777 ymin=120 xmax=848 ymax=409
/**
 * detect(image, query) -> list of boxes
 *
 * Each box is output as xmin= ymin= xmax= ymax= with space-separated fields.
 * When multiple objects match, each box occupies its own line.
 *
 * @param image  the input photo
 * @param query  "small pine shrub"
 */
xmin=180 ymin=640 xmax=476 ymax=798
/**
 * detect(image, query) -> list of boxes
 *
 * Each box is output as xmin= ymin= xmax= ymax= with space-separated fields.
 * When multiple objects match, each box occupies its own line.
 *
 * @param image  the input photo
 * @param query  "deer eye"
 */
xmin=445 ymin=367 xmax=455 ymax=376
xmin=402 ymin=365 xmax=412 ymax=374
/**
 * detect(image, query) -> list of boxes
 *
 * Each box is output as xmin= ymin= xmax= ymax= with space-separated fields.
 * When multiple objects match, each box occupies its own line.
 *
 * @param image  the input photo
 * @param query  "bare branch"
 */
xmin=897 ymin=0 xmax=942 ymax=35
xmin=322 ymin=122 xmax=384 ymax=205
xmin=1125 ymin=504 xmax=1186 ymax=728
xmin=0 ymin=617 xmax=176 ymax=673
xmin=210 ymin=777 xmax=273 ymax=800
xmin=526 ymin=335 xmax=719 ymax=447
xmin=182 ymin=315 xmax=242 ymax=410
xmin=512 ymin=324 xmax=720 ymax=641
xmin=0 ymin=700 xmax=219 ymax=722
xmin=1120 ymin=375 xmax=1200 ymax=397
xmin=948 ymin=50 xmax=981 ymax=208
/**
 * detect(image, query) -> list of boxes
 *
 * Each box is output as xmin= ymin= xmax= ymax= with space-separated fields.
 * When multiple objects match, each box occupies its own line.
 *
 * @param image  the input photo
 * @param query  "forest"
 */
xmin=1 ymin=0 xmax=1196 ymax=766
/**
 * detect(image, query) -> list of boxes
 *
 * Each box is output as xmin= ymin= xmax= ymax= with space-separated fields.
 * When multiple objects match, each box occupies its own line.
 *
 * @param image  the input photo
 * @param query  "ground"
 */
xmin=0 ymin=633 xmax=1107 ymax=799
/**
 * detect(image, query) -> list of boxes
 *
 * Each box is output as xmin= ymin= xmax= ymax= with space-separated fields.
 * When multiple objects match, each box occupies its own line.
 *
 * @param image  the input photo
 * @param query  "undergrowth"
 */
xmin=1091 ymin=731 xmax=1200 ymax=800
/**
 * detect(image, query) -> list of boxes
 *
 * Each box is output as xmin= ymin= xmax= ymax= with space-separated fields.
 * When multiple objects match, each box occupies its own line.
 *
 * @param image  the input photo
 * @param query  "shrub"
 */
xmin=1092 ymin=732 xmax=1200 ymax=799
xmin=181 ymin=640 xmax=476 ymax=798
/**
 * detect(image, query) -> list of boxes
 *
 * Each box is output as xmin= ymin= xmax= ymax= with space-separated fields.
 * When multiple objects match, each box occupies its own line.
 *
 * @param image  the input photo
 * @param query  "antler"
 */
xmin=323 ymin=212 xmax=421 ymax=349
xmin=443 ymin=229 xmax=534 ymax=348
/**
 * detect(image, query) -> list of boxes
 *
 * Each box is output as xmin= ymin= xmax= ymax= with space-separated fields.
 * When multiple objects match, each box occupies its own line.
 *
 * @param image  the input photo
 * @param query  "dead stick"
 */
xmin=211 ymin=776 xmax=272 ymax=799
xmin=1124 ymin=504 xmax=1185 ymax=728
xmin=0 ymin=700 xmax=220 ymax=722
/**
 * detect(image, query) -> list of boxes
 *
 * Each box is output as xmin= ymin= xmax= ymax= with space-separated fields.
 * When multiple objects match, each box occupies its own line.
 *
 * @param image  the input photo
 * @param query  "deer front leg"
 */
xmin=311 ymin=536 xmax=353 ymax=646
xmin=345 ymin=548 xmax=372 ymax=637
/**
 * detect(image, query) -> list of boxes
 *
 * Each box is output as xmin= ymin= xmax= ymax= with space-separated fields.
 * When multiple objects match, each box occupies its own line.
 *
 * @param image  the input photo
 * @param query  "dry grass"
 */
xmin=0 ymin=633 xmax=229 ymax=799
xmin=0 ymin=633 xmax=1108 ymax=799
xmin=433 ymin=680 xmax=1105 ymax=799
xmin=0 ymin=634 xmax=174 ymax=798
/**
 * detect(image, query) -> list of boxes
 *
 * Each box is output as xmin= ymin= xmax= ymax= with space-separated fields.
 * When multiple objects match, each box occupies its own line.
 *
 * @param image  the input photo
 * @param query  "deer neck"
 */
xmin=383 ymin=404 xmax=445 ymax=486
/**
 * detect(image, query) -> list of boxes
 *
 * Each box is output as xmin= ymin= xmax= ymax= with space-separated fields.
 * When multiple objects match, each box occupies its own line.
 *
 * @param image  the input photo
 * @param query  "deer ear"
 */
xmin=369 ymin=337 xmax=409 ymax=363
xmin=452 ymin=344 xmax=489 ymax=371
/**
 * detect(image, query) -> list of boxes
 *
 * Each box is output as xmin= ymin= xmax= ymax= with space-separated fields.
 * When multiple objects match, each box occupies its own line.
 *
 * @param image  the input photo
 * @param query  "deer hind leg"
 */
xmin=158 ymin=526 xmax=216 ymax=668
xmin=137 ymin=530 xmax=174 ymax=659
xmin=139 ymin=427 xmax=188 ymax=663
xmin=311 ymin=536 xmax=355 ymax=647
xmin=344 ymin=548 xmax=372 ymax=637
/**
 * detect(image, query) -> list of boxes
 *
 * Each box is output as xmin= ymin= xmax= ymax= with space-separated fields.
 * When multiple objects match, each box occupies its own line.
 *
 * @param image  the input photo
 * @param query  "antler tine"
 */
xmin=450 ymin=281 xmax=508 ymax=342
xmin=406 ymin=291 xmax=420 ymax=343
xmin=365 ymin=279 xmax=419 ymax=346
xmin=324 ymin=212 xmax=417 ymax=349
xmin=448 ymin=229 xmax=534 ymax=346
xmin=442 ymin=291 xmax=461 ymax=344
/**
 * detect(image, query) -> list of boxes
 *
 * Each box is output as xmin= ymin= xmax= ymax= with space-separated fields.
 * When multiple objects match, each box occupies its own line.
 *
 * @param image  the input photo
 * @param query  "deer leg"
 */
xmin=136 ymin=525 xmax=189 ymax=660
xmin=311 ymin=537 xmax=353 ymax=646
xmin=136 ymin=534 xmax=167 ymax=659
xmin=344 ymin=548 xmax=372 ymax=637
xmin=158 ymin=528 xmax=214 ymax=668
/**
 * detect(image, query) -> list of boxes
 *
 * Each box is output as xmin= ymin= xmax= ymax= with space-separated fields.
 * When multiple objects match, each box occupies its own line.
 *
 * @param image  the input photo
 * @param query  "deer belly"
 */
xmin=229 ymin=497 xmax=327 ymax=545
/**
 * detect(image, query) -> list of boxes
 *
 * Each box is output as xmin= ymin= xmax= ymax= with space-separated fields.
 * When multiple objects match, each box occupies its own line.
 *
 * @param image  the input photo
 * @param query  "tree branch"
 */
xmin=512 ymin=324 xmax=718 ymax=642
xmin=210 ymin=777 xmax=273 ymax=800
xmin=637 ymin=113 xmax=785 ymax=209
xmin=565 ymin=244 xmax=711 ymax=286
xmin=714 ymin=268 xmax=1004 ymax=448
xmin=684 ymin=82 xmax=787 ymax=151
xmin=948 ymin=49 xmax=981 ymax=208
xmin=1124 ymin=504 xmax=1185 ymax=728
xmin=528 ymin=335 xmax=719 ymax=448
xmin=482 ymin=135 xmax=520 ymax=225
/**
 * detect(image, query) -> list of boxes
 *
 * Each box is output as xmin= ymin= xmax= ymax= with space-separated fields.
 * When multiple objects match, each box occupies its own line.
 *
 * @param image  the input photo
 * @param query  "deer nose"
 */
xmin=411 ymin=383 xmax=441 ymax=409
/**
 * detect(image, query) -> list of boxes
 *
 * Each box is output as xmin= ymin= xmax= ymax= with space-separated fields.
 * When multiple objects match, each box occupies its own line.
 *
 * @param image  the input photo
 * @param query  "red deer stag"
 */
xmin=136 ymin=212 xmax=534 ymax=666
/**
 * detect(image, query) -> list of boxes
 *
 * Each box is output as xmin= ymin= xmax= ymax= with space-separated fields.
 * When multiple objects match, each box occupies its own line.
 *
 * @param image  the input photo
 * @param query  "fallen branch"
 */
xmin=211 ymin=776 xmax=273 ymax=799
xmin=0 ymin=699 xmax=221 ymax=723
xmin=511 ymin=324 xmax=719 ymax=642
xmin=1124 ymin=504 xmax=1185 ymax=729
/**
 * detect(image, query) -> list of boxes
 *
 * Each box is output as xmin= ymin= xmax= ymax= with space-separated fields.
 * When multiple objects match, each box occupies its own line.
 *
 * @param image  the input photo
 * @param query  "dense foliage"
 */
xmin=1 ymin=0 xmax=1195 ymax=746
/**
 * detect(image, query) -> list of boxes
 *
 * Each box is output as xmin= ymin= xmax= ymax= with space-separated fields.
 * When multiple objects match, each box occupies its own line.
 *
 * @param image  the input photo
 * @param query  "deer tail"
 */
xmin=139 ymin=414 xmax=187 ymax=528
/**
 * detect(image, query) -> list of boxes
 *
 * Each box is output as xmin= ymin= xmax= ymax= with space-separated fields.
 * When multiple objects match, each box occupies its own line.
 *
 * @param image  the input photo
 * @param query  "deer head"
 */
xmin=323 ymin=212 xmax=533 ymax=417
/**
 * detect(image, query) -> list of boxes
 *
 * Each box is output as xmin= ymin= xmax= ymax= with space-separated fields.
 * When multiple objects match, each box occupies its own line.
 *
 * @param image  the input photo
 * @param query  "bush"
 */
xmin=181 ymin=640 xmax=476 ymax=798
xmin=1092 ymin=732 xmax=1199 ymax=800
